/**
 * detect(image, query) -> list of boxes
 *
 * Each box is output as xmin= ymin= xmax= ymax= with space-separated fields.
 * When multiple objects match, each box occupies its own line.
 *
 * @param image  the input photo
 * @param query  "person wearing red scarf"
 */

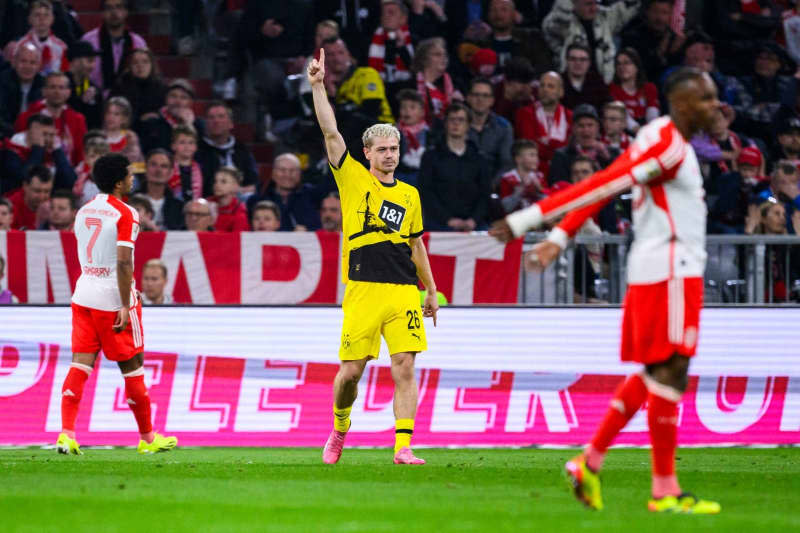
xmin=169 ymin=125 xmax=203 ymax=201
xmin=13 ymin=1 xmax=69 ymax=75
xmin=368 ymin=0 xmax=414 ymax=84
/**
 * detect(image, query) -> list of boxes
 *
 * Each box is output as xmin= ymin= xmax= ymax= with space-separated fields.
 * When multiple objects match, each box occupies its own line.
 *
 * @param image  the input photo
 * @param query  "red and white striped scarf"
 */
xmin=16 ymin=30 xmax=68 ymax=74
xmin=368 ymin=25 xmax=413 ymax=82
xmin=416 ymin=71 xmax=454 ymax=124
xmin=398 ymin=121 xmax=428 ymax=150
xmin=106 ymin=131 xmax=128 ymax=153
xmin=535 ymin=103 xmax=569 ymax=145
xmin=160 ymin=106 xmax=180 ymax=127
xmin=169 ymin=161 xmax=203 ymax=200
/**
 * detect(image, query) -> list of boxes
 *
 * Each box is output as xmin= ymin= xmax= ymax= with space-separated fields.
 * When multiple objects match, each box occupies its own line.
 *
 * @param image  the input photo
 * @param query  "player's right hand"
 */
xmin=113 ymin=306 xmax=130 ymax=333
xmin=307 ymin=48 xmax=325 ymax=86
xmin=525 ymin=241 xmax=561 ymax=271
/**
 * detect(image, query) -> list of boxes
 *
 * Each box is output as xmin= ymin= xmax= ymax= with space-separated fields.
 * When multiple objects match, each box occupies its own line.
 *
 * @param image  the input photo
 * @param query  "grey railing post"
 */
xmin=754 ymin=243 xmax=766 ymax=304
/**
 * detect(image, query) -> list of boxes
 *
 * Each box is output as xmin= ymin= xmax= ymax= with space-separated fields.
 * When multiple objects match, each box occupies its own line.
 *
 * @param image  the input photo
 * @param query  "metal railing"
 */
xmin=520 ymin=233 xmax=800 ymax=305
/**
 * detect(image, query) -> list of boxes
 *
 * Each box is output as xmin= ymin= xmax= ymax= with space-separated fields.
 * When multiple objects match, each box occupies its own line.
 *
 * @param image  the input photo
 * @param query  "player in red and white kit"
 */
xmin=57 ymin=153 xmax=177 ymax=455
xmin=491 ymin=68 xmax=721 ymax=514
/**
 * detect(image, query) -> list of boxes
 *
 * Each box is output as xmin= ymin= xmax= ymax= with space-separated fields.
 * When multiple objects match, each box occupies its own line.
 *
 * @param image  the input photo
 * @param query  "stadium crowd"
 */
xmin=0 ymin=0 xmax=799 ymax=300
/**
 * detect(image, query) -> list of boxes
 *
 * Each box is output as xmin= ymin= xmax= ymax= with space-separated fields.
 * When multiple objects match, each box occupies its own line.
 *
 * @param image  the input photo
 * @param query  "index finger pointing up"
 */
xmin=319 ymin=47 xmax=325 ymax=65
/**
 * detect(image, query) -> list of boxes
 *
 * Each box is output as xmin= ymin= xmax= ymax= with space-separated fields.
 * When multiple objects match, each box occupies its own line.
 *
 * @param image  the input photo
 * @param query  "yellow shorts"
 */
xmin=339 ymin=281 xmax=427 ymax=360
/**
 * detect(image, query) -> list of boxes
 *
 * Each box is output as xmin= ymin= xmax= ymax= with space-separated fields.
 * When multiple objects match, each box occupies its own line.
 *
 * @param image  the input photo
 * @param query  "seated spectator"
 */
xmin=11 ymin=1 xmax=69 ymax=75
xmin=492 ymin=56 xmax=536 ymax=123
xmin=514 ymin=72 xmax=572 ymax=177
xmin=66 ymin=41 xmax=102 ymax=129
xmin=195 ymin=101 xmax=257 ymax=196
xmin=40 ymin=188 xmax=75 ymax=230
xmin=0 ymin=43 xmax=44 ymax=137
xmin=250 ymin=200 xmax=281 ymax=231
xmin=184 ymin=198 xmax=214 ymax=231
xmin=622 ymin=0 xmax=686 ymax=84
xmin=8 ymin=164 xmax=54 ymax=230
xmin=693 ymin=105 xmax=744 ymax=187
xmin=72 ymin=132 xmax=110 ymax=206
xmin=103 ymin=96 xmax=143 ymax=163
xmin=419 ymin=103 xmax=491 ymax=231
xmin=128 ymin=193 xmax=158 ymax=231
xmin=708 ymin=146 xmax=768 ymax=234
xmin=753 ymin=161 xmax=800 ymax=233
xmin=15 ymin=71 xmax=87 ymax=166
xmin=140 ymin=258 xmax=172 ymax=304
xmin=498 ymin=139 xmax=545 ymax=214
xmin=548 ymin=103 xmax=619 ymax=184
xmin=609 ymin=48 xmax=660 ymax=130
xmin=466 ymin=77 xmax=513 ymax=178
xmin=368 ymin=0 xmax=414 ymax=87
xmin=485 ymin=0 xmax=552 ymax=72
xmin=4 ymin=113 xmax=77 ymax=194
xmin=320 ymin=192 xmax=342 ymax=232
xmin=135 ymin=149 xmax=184 ymax=230
xmin=245 ymin=153 xmax=323 ymax=231
xmin=169 ymin=125 xmax=203 ymax=201
xmin=0 ymin=254 xmax=19 ymax=303
xmin=109 ymin=48 xmax=167 ymax=122
xmin=211 ymin=167 xmax=249 ymax=232
xmin=0 ymin=198 xmax=13 ymax=230
xmin=543 ymin=0 xmax=641 ymax=84
xmin=739 ymin=43 xmax=798 ymax=138
xmin=81 ymin=0 xmax=147 ymax=95
xmin=0 ymin=0 xmax=80 ymax=58
xmin=410 ymin=37 xmax=457 ymax=125
xmin=136 ymin=78 xmax=204 ymax=154
xmin=561 ymin=42 xmax=610 ymax=112
xmin=744 ymin=198 xmax=800 ymax=302
xmin=773 ymin=117 xmax=800 ymax=171
xmin=601 ymin=101 xmax=632 ymax=151
xmin=395 ymin=88 xmax=429 ymax=186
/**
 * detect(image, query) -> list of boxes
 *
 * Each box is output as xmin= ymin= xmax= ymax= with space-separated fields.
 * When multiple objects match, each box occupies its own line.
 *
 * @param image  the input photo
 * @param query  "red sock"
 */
xmin=123 ymin=372 xmax=153 ymax=438
xmin=61 ymin=364 xmax=92 ymax=437
xmin=647 ymin=391 xmax=681 ymax=498
xmin=585 ymin=373 xmax=647 ymax=471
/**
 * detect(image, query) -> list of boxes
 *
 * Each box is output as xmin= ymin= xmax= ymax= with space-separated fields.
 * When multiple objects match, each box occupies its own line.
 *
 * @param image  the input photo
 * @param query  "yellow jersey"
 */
xmin=335 ymin=66 xmax=394 ymax=124
xmin=330 ymin=152 xmax=424 ymax=285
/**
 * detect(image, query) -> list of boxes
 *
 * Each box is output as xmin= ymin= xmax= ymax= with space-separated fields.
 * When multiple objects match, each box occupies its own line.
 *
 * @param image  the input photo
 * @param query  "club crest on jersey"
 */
xmin=378 ymin=200 xmax=406 ymax=232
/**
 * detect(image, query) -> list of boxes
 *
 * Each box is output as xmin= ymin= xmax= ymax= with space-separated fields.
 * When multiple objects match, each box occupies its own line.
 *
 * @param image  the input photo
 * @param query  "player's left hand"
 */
xmin=423 ymin=291 xmax=439 ymax=327
xmin=489 ymin=218 xmax=514 ymax=243
xmin=113 ymin=306 xmax=130 ymax=333
xmin=525 ymin=241 xmax=561 ymax=271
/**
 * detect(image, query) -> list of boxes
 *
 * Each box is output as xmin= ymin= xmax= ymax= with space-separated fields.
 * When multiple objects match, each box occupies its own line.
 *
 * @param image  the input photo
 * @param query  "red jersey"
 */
xmin=514 ymin=102 xmax=572 ymax=174
xmin=7 ymin=188 xmax=37 ymax=230
xmin=608 ymin=82 xmax=659 ymax=122
xmin=213 ymin=196 xmax=250 ymax=232
xmin=15 ymin=30 xmax=69 ymax=74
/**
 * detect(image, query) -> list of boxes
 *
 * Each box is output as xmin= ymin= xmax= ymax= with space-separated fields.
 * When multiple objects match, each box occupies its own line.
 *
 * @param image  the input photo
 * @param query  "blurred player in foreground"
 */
xmin=491 ymin=67 xmax=721 ymax=514
xmin=309 ymin=48 xmax=439 ymax=465
xmin=57 ymin=153 xmax=177 ymax=455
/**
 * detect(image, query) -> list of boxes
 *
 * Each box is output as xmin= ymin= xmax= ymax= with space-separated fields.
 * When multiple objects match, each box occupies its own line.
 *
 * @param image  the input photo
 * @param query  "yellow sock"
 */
xmin=333 ymin=404 xmax=352 ymax=433
xmin=395 ymin=418 xmax=414 ymax=453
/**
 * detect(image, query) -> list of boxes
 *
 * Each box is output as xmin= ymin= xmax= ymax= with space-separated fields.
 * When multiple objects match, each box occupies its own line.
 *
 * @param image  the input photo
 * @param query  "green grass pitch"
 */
xmin=1 ymin=447 xmax=798 ymax=532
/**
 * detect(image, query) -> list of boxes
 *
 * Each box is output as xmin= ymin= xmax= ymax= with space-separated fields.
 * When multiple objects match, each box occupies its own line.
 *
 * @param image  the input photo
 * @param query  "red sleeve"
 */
xmin=72 ymin=112 xmax=87 ymax=165
xmin=234 ymin=204 xmax=251 ymax=231
xmin=514 ymin=106 xmax=537 ymax=140
xmin=116 ymin=208 xmax=138 ymax=247
xmin=14 ymin=109 xmax=30 ymax=132
xmin=554 ymin=198 xmax=613 ymax=239
xmin=644 ymin=83 xmax=659 ymax=109
xmin=498 ymin=175 xmax=516 ymax=198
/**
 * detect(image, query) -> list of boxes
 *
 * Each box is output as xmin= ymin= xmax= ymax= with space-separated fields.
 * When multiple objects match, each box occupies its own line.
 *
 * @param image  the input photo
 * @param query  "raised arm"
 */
xmin=308 ymin=48 xmax=347 ymax=165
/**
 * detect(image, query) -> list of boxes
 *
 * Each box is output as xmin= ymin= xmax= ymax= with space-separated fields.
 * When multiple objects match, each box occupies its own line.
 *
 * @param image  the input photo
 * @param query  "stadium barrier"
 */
xmin=1 ymin=306 xmax=798 ymax=447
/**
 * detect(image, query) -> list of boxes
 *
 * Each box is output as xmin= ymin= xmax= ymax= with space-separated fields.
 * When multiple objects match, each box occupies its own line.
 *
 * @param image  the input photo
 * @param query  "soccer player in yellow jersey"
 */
xmin=309 ymin=48 xmax=439 ymax=465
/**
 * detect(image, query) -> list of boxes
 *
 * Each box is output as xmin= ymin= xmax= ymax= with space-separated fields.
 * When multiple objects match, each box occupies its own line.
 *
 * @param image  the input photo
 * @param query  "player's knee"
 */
xmin=390 ymin=354 xmax=416 ymax=384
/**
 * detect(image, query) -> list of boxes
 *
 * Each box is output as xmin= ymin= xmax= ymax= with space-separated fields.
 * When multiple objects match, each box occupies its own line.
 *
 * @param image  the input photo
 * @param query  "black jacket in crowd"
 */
xmin=0 ymin=69 xmax=44 ymax=137
xmin=195 ymin=136 xmax=258 ymax=197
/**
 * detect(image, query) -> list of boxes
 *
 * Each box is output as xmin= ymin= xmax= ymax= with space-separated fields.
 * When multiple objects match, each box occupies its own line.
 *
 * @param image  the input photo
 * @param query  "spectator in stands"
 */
xmin=406 ymin=0 xmax=447 ymax=42
xmin=15 ymin=71 xmax=87 ymax=166
xmin=744 ymin=198 xmax=800 ymax=302
xmin=8 ymin=164 xmax=53 ymax=230
xmin=102 ymin=96 xmax=143 ymax=163
xmin=110 ymin=48 xmax=167 ymax=122
xmin=543 ymin=0 xmax=641 ymax=84
xmin=315 ymin=0 xmax=381 ymax=63
xmin=296 ymin=20 xmax=341 ymax=115
xmin=246 ymin=153 xmax=322 ymax=232
xmin=320 ymin=192 xmax=342 ymax=232
xmin=601 ymin=101 xmax=631 ymax=151
xmin=0 ymin=198 xmax=13 ymax=230
xmin=82 ymin=0 xmax=147 ymax=94
xmin=411 ymin=37 xmax=457 ymax=125
xmin=609 ymin=47 xmax=660 ymax=130
xmin=211 ymin=166 xmax=249 ymax=232
xmin=622 ymin=0 xmax=686 ymax=84
xmin=72 ymin=132 xmax=109 ymax=206
xmin=128 ymin=194 xmax=158 ymax=231
xmin=0 ymin=43 xmax=44 ymax=137
xmin=498 ymin=139 xmax=545 ymax=214
xmin=740 ymin=43 xmax=798 ymax=138
xmin=708 ymin=146 xmax=767 ymax=234
xmin=466 ymin=77 xmax=513 ymax=178
xmin=368 ymin=0 xmax=414 ymax=88
xmin=395 ymin=89 xmax=429 ymax=186
xmin=1 ymin=0 xmax=80 ymax=54
xmin=561 ymin=42 xmax=610 ymax=112
xmin=137 ymin=149 xmax=185 ymax=230
xmin=11 ymin=1 xmax=69 ymax=75
xmin=548 ymin=103 xmax=619 ymax=184
xmin=4 ymin=114 xmax=77 ymax=194
xmin=136 ymin=78 xmax=203 ymax=154
xmin=66 ymin=41 xmax=102 ymax=129
xmin=484 ymin=0 xmax=552 ymax=72
xmin=183 ymin=198 xmax=214 ymax=231
xmin=140 ymin=259 xmax=172 ymax=305
xmin=195 ymin=101 xmax=258 ymax=196
xmin=569 ymin=154 xmax=622 ymax=234
xmin=693 ymin=105 xmax=743 ymax=186
xmin=514 ymin=72 xmax=572 ymax=176
xmin=774 ymin=117 xmax=800 ymax=170
xmin=773 ymin=84 xmax=800 ymax=129
xmin=250 ymin=200 xmax=281 ymax=231
xmin=753 ymin=161 xmax=800 ymax=233
xmin=169 ymin=125 xmax=203 ymax=201
xmin=0 ymin=253 xmax=19 ymax=303
xmin=492 ymin=56 xmax=536 ymax=123
xmin=419 ymin=102 xmax=491 ymax=231
xmin=40 ymin=188 xmax=75 ymax=230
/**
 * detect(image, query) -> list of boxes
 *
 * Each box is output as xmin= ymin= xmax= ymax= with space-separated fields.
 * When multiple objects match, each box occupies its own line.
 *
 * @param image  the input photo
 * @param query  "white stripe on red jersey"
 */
xmin=72 ymin=194 xmax=140 ymax=311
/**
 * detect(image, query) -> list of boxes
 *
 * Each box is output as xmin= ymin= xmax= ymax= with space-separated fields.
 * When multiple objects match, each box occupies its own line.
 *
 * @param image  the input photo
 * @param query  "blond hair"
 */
xmin=362 ymin=123 xmax=401 ymax=148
